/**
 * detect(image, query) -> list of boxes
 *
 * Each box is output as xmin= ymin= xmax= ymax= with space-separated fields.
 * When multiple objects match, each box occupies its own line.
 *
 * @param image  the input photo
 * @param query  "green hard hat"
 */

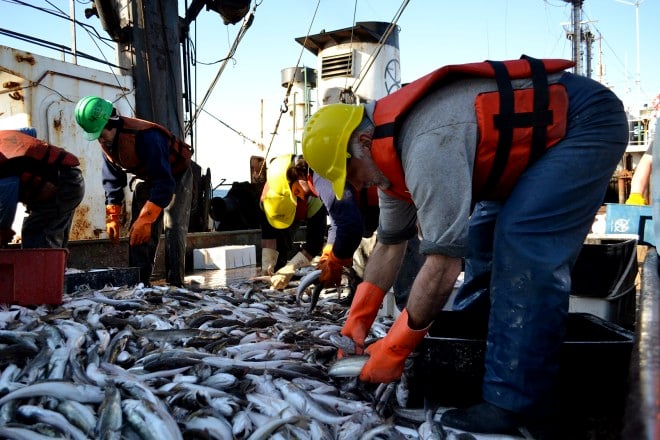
xmin=74 ymin=96 xmax=114 ymax=141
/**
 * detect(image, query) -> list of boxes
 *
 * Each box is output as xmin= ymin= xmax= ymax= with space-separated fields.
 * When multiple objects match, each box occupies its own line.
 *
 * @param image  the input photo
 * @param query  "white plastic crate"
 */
xmin=193 ymin=245 xmax=256 ymax=270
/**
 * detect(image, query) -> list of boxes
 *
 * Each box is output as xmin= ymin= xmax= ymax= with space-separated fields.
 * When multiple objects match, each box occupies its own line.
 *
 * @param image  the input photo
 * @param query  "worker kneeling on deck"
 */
xmin=260 ymin=154 xmax=326 ymax=290
xmin=74 ymin=96 xmax=193 ymax=287
xmin=0 ymin=128 xmax=84 ymax=249
xmin=302 ymin=55 xmax=629 ymax=437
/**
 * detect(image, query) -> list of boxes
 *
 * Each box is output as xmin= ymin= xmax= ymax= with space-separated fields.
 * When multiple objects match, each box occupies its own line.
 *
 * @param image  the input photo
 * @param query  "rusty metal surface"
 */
xmin=0 ymin=44 xmax=134 ymax=241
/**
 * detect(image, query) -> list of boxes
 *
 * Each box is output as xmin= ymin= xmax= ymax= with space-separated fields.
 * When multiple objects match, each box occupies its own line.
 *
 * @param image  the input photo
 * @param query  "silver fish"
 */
xmin=0 ymin=426 xmax=56 ymax=440
xmin=296 ymin=269 xmax=323 ymax=311
xmin=328 ymin=332 xmax=358 ymax=355
xmin=113 ymin=376 xmax=183 ymax=440
xmin=56 ymin=400 xmax=97 ymax=437
xmin=0 ymin=381 xmax=104 ymax=406
xmin=184 ymin=414 xmax=233 ymax=440
xmin=245 ymin=392 xmax=299 ymax=419
xmin=122 ymin=399 xmax=182 ymax=440
xmin=231 ymin=410 xmax=253 ymax=438
xmin=17 ymin=404 xmax=88 ymax=440
xmin=306 ymin=389 xmax=374 ymax=414
xmin=273 ymin=378 xmax=356 ymax=424
xmin=245 ymin=415 xmax=304 ymax=440
xmin=327 ymin=355 xmax=369 ymax=377
xmin=96 ymin=384 xmax=123 ymax=440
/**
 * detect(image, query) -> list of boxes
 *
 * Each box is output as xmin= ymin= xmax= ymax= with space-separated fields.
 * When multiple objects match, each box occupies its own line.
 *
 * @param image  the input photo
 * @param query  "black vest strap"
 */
xmin=522 ymin=55 xmax=552 ymax=163
xmin=373 ymin=122 xmax=395 ymax=140
xmin=481 ymin=60 xmax=515 ymax=197
xmin=480 ymin=56 xmax=552 ymax=198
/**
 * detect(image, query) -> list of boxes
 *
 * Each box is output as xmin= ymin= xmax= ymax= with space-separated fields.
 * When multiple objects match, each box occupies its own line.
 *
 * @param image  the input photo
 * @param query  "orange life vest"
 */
xmin=102 ymin=117 xmax=192 ymax=178
xmin=0 ymin=130 xmax=79 ymax=203
xmin=371 ymin=55 xmax=574 ymax=203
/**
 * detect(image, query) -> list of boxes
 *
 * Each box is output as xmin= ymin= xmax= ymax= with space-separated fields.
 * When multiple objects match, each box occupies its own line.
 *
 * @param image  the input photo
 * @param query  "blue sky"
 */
xmin=1 ymin=0 xmax=659 ymax=184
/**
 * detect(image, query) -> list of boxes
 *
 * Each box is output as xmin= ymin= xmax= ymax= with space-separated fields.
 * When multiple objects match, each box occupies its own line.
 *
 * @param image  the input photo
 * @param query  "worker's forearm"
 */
xmin=406 ymin=254 xmax=463 ymax=329
xmin=630 ymin=154 xmax=652 ymax=194
xmin=363 ymin=240 xmax=407 ymax=293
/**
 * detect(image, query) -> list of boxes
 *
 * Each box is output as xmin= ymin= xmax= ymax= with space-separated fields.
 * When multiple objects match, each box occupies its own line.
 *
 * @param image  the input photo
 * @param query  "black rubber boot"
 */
xmin=441 ymin=402 xmax=522 ymax=435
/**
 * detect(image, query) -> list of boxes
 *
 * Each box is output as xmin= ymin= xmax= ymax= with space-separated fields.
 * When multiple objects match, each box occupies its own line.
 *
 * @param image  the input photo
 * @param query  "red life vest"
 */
xmin=0 ymin=130 xmax=79 ymax=203
xmin=371 ymin=55 xmax=574 ymax=203
xmin=102 ymin=117 xmax=192 ymax=178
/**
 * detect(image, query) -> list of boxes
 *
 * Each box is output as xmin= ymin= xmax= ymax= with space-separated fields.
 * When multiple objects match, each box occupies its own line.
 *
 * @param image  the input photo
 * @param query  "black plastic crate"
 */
xmin=409 ymin=311 xmax=634 ymax=414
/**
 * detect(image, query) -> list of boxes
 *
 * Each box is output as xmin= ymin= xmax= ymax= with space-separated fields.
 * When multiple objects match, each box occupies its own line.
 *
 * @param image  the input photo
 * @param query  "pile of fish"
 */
xmin=0 ymin=278 xmax=463 ymax=440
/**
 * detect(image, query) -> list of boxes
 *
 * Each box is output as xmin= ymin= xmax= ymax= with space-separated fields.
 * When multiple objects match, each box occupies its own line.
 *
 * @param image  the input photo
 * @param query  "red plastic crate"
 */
xmin=0 ymin=249 xmax=67 ymax=305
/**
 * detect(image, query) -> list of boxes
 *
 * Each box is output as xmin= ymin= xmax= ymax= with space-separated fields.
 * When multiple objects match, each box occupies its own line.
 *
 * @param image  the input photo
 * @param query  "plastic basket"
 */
xmin=0 ymin=248 xmax=67 ymax=305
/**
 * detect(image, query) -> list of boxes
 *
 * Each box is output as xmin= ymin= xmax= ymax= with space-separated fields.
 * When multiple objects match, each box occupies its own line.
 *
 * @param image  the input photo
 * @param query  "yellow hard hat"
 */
xmin=302 ymin=103 xmax=364 ymax=200
xmin=262 ymin=154 xmax=296 ymax=229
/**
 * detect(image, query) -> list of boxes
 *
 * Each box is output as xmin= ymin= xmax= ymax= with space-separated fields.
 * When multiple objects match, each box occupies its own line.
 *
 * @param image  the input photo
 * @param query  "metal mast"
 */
xmin=563 ymin=0 xmax=584 ymax=75
xmin=615 ymin=0 xmax=644 ymax=113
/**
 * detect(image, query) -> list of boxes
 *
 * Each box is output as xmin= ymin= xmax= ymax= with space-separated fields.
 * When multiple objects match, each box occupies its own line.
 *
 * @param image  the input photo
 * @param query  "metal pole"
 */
xmin=127 ymin=0 xmax=183 ymax=136
xmin=634 ymin=2 xmax=641 ymax=112
xmin=292 ymin=91 xmax=297 ymax=156
xmin=562 ymin=0 xmax=583 ymax=75
xmin=573 ymin=2 xmax=582 ymax=75
xmin=615 ymin=0 xmax=645 ymax=113
xmin=70 ymin=0 xmax=77 ymax=64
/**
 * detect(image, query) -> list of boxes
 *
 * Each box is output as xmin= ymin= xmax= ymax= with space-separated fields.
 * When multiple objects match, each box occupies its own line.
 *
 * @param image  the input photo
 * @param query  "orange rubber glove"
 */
xmin=339 ymin=281 xmax=386 ymax=356
xmin=129 ymin=201 xmax=163 ymax=246
xmin=0 ymin=228 xmax=15 ymax=247
xmin=105 ymin=205 xmax=122 ymax=244
xmin=318 ymin=244 xmax=353 ymax=287
xmin=359 ymin=309 xmax=430 ymax=383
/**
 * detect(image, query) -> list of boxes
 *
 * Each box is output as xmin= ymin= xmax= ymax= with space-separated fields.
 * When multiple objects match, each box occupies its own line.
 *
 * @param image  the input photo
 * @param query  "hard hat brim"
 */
xmin=263 ymin=195 xmax=296 ymax=229
xmin=331 ymin=178 xmax=346 ymax=200
xmin=84 ymin=127 xmax=104 ymax=141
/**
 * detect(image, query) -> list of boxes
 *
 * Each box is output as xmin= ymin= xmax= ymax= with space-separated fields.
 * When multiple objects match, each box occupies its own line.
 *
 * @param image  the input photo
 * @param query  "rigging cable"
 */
xmin=259 ymin=0 xmax=322 ymax=177
xmin=350 ymin=0 xmax=410 ymax=95
xmin=184 ymin=2 xmax=258 ymax=137
xmin=192 ymin=102 xmax=261 ymax=147
xmin=0 ymin=0 xmax=133 ymax=107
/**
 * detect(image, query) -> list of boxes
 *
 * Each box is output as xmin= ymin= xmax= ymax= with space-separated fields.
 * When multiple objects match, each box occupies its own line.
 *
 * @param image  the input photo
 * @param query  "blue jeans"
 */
xmin=452 ymin=72 xmax=629 ymax=416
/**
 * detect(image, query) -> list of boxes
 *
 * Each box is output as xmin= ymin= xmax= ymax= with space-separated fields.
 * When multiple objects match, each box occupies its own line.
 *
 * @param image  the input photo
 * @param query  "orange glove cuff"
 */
xmin=106 ymin=204 xmax=122 ymax=220
xmin=359 ymin=309 xmax=430 ymax=383
xmin=137 ymin=201 xmax=163 ymax=222
xmin=318 ymin=249 xmax=353 ymax=287
xmin=340 ymin=281 xmax=386 ymax=354
xmin=129 ymin=201 xmax=163 ymax=246
xmin=105 ymin=205 xmax=122 ymax=244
